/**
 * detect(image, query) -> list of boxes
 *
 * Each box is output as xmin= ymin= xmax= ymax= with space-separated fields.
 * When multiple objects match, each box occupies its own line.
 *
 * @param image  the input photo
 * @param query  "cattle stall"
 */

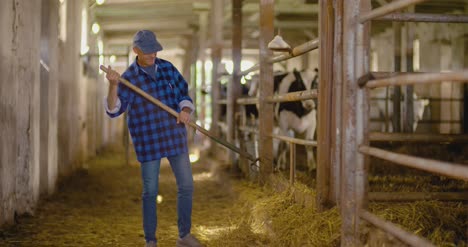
xmin=216 ymin=0 xmax=468 ymax=246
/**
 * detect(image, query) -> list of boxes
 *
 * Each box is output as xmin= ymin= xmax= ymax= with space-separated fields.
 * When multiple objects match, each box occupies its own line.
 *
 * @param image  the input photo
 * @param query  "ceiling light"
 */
xmin=92 ymin=23 xmax=100 ymax=34
xmin=96 ymin=0 xmax=105 ymax=5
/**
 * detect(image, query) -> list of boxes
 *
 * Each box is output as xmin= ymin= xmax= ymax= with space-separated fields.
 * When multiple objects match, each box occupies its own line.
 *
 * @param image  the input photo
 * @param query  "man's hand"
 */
xmin=177 ymin=108 xmax=191 ymax=124
xmin=105 ymin=65 xmax=120 ymax=85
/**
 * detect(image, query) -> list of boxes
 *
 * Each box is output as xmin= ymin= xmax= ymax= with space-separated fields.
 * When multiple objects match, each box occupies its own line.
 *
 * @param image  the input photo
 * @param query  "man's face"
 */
xmin=134 ymin=47 xmax=156 ymax=67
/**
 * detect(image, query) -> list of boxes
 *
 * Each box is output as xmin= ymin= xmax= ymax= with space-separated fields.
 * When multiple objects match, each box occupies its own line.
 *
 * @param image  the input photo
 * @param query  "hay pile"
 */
xmin=369 ymin=200 xmax=467 ymax=246
xmin=209 ymin=177 xmax=341 ymax=247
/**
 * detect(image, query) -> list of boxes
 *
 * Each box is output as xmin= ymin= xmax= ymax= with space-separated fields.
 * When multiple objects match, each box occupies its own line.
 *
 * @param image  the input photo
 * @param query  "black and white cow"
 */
xmin=210 ymin=79 xmax=259 ymax=136
xmin=370 ymin=87 xmax=429 ymax=132
xmin=274 ymin=69 xmax=318 ymax=172
xmin=248 ymin=68 xmax=319 ymax=172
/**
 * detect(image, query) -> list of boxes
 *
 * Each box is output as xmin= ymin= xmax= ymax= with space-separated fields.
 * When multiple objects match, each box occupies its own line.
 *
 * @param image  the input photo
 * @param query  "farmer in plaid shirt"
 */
xmin=105 ymin=30 xmax=202 ymax=247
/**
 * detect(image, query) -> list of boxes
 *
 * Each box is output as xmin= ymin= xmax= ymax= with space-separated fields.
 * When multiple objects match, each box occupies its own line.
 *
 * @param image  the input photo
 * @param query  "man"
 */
xmin=104 ymin=30 xmax=202 ymax=247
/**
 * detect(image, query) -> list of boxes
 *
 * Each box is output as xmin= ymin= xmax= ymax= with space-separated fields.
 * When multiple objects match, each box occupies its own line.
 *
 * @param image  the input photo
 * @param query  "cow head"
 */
xmin=291 ymin=69 xmax=316 ymax=111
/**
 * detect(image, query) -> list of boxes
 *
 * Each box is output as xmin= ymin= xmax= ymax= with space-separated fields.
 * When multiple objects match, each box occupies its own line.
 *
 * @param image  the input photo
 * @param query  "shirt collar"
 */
xmin=130 ymin=57 xmax=160 ymax=75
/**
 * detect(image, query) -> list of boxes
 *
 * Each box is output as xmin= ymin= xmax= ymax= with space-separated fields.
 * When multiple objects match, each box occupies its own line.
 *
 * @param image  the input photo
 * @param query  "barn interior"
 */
xmin=0 ymin=0 xmax=467 ymax=246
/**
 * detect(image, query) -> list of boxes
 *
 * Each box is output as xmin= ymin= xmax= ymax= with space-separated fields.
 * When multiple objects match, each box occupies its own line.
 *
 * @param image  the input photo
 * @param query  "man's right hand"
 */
xmin=105 ymin=65 xmax=120 ymax=85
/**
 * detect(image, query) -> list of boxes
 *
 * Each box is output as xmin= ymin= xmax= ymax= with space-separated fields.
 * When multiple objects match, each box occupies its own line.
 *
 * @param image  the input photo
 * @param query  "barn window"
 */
xmin=98 ymin=39 xmax=104 ymax=74
xmin=371 ymin=50 xmax=378 ymax=72
xmin=413 ymin=39 xmax=420 ymax=71
xmin=59 ymin=0 xmax=67 ymax=42
xmin=80 ymin=8 xmax=89 ymax=55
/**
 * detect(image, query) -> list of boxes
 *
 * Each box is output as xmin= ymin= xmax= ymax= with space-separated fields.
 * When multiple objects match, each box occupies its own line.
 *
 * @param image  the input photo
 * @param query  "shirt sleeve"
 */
xmin=104 ymin=97 xmax=122 ymax=114
xmin=172 ymin=65 xmax=195 ymax=113
xmin=105 ymin=74 xmax=133 ymax=118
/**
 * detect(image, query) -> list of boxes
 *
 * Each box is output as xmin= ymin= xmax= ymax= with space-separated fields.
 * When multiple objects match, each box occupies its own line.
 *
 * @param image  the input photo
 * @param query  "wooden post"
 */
xmin=289 ymin=142 xmax=296 ymax=185
xmin=198 ymin=12 xmax=208 ymax=129
xmin=210 ymin=0 xmax=223 ymax=156
xmin=124 ymin=46 xmax=131 ymax=166
xmin=404 ymin=11 xmax=414 ymax=133
xmin=393 ymin=22 xmax=402 ymax=132
xmin=317 ymin=0 xmax=334 ymax=210
xmin=340 ymin=0 xmax=370 ymax=245
xmin=258 ymin=0 xmax=275 ymax=183
xmin=331 ymin=0 xmax=344 ymax=205
xmin=464 ymin=84 xmax=468 ymax=133
xmin=229 ymin=0 xmax=243 ymax=173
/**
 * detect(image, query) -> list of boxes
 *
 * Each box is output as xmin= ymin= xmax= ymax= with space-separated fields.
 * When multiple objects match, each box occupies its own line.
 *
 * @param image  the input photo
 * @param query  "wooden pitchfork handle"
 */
xmin=100 ymin=65 xmax=258 ymax=162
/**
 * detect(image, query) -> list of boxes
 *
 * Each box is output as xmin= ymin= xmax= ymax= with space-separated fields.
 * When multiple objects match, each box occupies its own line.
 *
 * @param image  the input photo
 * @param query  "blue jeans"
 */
xmin=140 ymin=153 xmax=194 ymax=243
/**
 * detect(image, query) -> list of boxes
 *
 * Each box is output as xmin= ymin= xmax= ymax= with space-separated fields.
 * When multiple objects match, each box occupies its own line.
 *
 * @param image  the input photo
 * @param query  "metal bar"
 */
xmin=365 ymin=70 xmax=468 ymax=89
xmin=237 ymin=90 xmax=317 ymax=105
xmin=80 ymin=53 xmax=129 ymax=57
xmin=359 ymin=0 xmax=426 ymax=23
xmin=359 ymin=145 xmax=468 ymax=181
xmin=237 ymin=38 xmax=319 ymax=76
xmin=375 ymin=13 xmax=468 ymax=23
xmin=265 ymin=89 xmax=318 ymax=103
xmin=370 ymin=119 xmax=461 ymax=124
xmin=238 ymin=64 xmax=260 ymax=77
xmin=360 ymin=210 xmax=436 ymax=247
xmin=369 ymin=192 xmax=468 ymax=202
xmin=238 ymin=126 xmax=258 ymax=134
xmin=268 ymin=38 xmax=319 ymax=64
xmin=289 ymin=142 xmax=296 ymax=185
xmin=370 ymin=97 xmax=464 ymax=101
xmin=270 ymin=133 xmax=317 ymax=146
xmin=236 ymin=97 xmax=258 ymax=105
xmin=357 ymin=71 xmax=424 ymax=86
xmin=266 ymin=89 xmax=318 ymax=103
xmin=99 ymin=65 xmax=257 ymax=162
xmin=418 ymin=120 xmax=461 ymax=124
xmin=216 ymin=99 xmax=228 ymax=104
xmin=369 ymin=132 xmax=468 ymax=143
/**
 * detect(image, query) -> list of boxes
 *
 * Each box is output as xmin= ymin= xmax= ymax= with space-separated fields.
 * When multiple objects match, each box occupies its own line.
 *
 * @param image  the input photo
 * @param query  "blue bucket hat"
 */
xmin=133 ymin=30 xmax=163 ymax=54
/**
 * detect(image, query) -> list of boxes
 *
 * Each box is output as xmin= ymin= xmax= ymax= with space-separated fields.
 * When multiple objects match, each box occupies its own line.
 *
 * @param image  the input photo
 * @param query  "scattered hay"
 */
xmin=208 ymin=176 xmax=341 ymax=247
xmin=369 ymin=200 xmax=467 ymax=246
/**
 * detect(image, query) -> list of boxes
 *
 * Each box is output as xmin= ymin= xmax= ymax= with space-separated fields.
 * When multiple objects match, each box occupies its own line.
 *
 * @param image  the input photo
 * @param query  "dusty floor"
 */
xmin=0 ymin=146 xmax=271 ymax=247
xmin=1 ymin=144 xmax=465 ymax=247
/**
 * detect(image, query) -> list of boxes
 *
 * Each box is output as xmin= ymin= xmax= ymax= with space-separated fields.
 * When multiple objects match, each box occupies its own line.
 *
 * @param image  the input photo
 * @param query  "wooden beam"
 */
xmin=209 ymin=0 xmax=223 ymax=156
xmin=317 ymin=0 xmax=334 ymax=211
xmin=258 ymin=0 xmax=275 ymax=183
xmin=359 ymin=145 xmax=468 ymax=181
xmin=359 ymin=0 xmax=427 ymax=23
xmin=360 ymin=210 xmax=436 ymax=247
xmin=228 ymin=0 xmax=243 ymax=171
xmin=369 ymin=192 xmax=468 ymax=202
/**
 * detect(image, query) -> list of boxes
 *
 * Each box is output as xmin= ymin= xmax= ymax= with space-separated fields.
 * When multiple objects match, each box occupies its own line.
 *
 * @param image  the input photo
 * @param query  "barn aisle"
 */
xmin=0 ymin=146 xmax=271 ymax=247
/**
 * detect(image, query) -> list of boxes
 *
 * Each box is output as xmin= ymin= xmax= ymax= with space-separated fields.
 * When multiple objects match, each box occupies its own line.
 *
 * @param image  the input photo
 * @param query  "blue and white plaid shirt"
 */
xmin=106 ymin=57 xmax=194 ymax=162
